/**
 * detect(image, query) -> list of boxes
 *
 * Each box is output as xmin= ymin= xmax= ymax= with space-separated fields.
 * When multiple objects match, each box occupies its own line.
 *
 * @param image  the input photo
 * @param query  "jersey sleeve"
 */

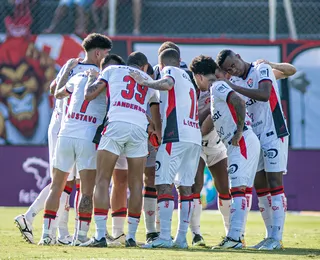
xmin=98 ymin=67 xmax=111 ymax=84
xmin=212 ymin=81 xmax=234 ymax=102
xmin=161 ymin=66 xmax=175 ymax=85
xmin=149 ymin=89 xmax=160 ymax=105
xmin=55 ymin=64 xmax=67 ymax=85
xmin=64 ymin=79 xmax=74 ymax=94
xmin=257 ymin=63 xmax=273 ymax=83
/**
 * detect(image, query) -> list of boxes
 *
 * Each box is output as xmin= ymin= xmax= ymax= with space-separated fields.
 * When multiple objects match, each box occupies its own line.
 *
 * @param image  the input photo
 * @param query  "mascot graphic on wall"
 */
xmin=0 ymin=36 xmax=55 ymax=145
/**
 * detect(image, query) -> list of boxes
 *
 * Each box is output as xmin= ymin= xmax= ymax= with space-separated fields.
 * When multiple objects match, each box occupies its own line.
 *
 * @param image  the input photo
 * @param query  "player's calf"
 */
xmin=143 ymin=166 xmax=158 ymax=241
xmin=40 ymin=167 xmax=69 ymax=244
xmin=74 ymin=169 xmax=96 ymax=245
xmin=156 ymin=184 xmax=174 ymax=242
xmin=175 ymin=186 xmax=194 ymax=248
xmin=126 ymin=157 xmax=145 ymax=244
xmin=190 ymin=158 xmax=205 ymax=246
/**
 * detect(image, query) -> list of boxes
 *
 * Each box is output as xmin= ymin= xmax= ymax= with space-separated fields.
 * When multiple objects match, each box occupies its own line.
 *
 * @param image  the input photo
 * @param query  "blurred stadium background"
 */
xmin=0 ymin=0 xmax=318 ymax=211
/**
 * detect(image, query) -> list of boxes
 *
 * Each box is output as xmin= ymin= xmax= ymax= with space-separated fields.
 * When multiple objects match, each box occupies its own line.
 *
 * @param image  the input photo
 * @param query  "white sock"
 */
xmin=257 ymin=189 xmax=273 ymax=238
xmin=127 ymin=213 xmax=141 ymax=241
xmin=217 ymin=193 xmax=231 ymax=236
xmin=158 ymin=195 xmax=174 ymax=240
xmin=52 ymin=189 xmax=69 ymax=238
xmin=42 ymin=210 xmax=57 ymax=238
xmin=155 ymin=205 xmax=160 ymax=233
xmin=270 ymin=186 xmax=286 ymax=241
xmin=25 ymin=184 xmax=50 ymax=224
xmin=228 ymin=193 xmax=247 ymax=241
xmin=111 ymin=207 xmax=127 ymax=238
xmin=143 ymin=187 xmax=157 ymax=234
xmin=190 ymin=193 xmax=202 ymax=238
xmin=77 ymin=212 xmax=91 ymax=241
xmin=94 ymin=208 xmax=109 ymax=240
xmin=241 ymin=188 xmax=253 ymax=240
xmin=58 ymin=189 xmax=71 ymax=239
xmin=73 ymin=184 xmax=81 ymax=239
xmin=175 ymin=196 xmax=194 ymax=242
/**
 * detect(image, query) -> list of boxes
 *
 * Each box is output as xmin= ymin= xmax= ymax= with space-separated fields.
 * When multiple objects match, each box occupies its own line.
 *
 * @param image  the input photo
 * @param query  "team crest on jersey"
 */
xmin=247 ymin=78 xmax=253 ymax=88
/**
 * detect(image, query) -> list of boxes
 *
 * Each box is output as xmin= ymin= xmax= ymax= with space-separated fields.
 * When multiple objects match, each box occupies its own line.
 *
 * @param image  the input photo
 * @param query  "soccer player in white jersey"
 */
xmin=14 ymin=58 xmax=84 ymax=245
xmin=81 ymin=51 xmax=161 ymax=247
xmin=189 ymin=70 xmax=230 ymax=246
xmin=100 ymin=63 xmax=161 ymax=245
xmin=130 ymin=48 xmax=202 ymax=249
xmin=190 ymin=55 xmax=260 ymax=249
xmin=152 ymin=42 xmax=209 ymax=245
xmin=91 ymin=54 xmax=128 ymax=245
xmin=38 ymin=33 xmax=112 ymax=246
xmin=217 ymin=50 xmax=295 ymax=250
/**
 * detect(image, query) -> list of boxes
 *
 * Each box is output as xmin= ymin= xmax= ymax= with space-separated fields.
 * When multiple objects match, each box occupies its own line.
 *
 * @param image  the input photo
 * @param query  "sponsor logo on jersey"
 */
xmin=155 ymin=161 xmax=161 ymax=171
xmin=264 ymin=148 xmax=278 ymax=159
xmin=212 ymin=111 xmax=222 ymax=122
xmin=228 ymin=164 xmax=238 ymax=174
xmin=259 ymin=67 xmax=269 ymax=77
xmin=246 ymin=98 xmax=257 ymax=107
xmin=216 ymin=84 xmax=228 ymax=93
xmin=216 ymin=126 xmax=224 ymax=137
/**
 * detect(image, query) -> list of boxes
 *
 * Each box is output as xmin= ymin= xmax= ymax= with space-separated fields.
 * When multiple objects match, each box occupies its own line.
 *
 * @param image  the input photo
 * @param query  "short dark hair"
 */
xmin=82 ymin=33 xmax=112 ymax=52
xmin=189 ymin=55 xmax=218 ymax=75
xmin=158 ymin=41 xmax=180 ymax=57
xmin=127 ymin=51 xmax=148 ymax=67
xmin=216 ymin=49 xmax=233 ymax=67
xmin=146 ymin=63 xmax=154 ymax=76
xmin=159 ymin=48 xmax=180 ymax=66
xmin=101 ymin=54 xmax=126 ymax=68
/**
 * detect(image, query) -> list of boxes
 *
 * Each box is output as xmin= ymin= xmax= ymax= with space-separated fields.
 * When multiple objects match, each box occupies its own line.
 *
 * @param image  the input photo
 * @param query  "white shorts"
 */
xmin=257 ymin=136 xmax=289 ymax=173
xmin=155 ymin=142 xmax=201 ymax=187
xmin=98 ymin=121 xmax=148 ymax=158
xmin=227 ymin=130 xmax=260 ymax=188
xmin=201 ymin=130 xmax=227 ymax=167
xmin=48 ymin=114 xmax=77 ymax=181
xmin=53 ymin=136 xmax=97 ymax=173
xmin=115 ymin=155 xmax=128 ymax=170
xmin=146 ymin=142 xmax=157 ymax=168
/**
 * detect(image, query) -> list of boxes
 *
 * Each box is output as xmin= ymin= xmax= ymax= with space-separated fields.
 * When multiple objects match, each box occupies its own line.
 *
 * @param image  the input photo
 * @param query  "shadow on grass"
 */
xmin=120 ymin=246 xmax=320 ymax=257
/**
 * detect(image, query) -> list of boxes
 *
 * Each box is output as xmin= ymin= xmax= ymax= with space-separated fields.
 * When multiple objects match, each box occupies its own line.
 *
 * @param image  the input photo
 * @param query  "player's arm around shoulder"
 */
xmin=129 ymin=66 xmax=174 ymax=91
xmin=54 ymin=58 xmax=82 ymax=97
xmin=227 ymin=91 xmax=246 ymax=146
xmin=84 ymin=68 xmax=107 ymax=101
xmin=256 ymin=59 xmax=297 ymax=80
xmin=55 ymin=78 xmax=73 ymax=99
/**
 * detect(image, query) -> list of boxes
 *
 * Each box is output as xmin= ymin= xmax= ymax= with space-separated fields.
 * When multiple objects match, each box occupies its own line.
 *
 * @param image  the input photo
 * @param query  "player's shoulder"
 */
xmin=254 ymin=62 xmax=272 ymax=76
xmin=212 ymin=80 xmax=231 ymax=93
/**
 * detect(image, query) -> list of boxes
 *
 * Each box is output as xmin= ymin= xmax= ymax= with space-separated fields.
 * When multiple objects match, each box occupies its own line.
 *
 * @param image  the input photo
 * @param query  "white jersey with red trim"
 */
xmin=198 ymin=90 xmax=211 ymax=114
xmin=160 ymin=66 xmax=201 ymax=146
xmin=98 ymin=65 xmax=160 ymax=131
xmin=210 ymin=80 xmax=252 ymax=147
xmin=230 ymin=63 xmax=289 ymax=144
xmin=50 ymin=62 xmax=99 ymax=125
xmin=59 ymin=65 xmax=104 ymax=141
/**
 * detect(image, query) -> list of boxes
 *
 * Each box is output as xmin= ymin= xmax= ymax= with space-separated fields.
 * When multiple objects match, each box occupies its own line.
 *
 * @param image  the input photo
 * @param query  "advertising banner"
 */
xmin=1 ymin=146 xmax=319 ymax=211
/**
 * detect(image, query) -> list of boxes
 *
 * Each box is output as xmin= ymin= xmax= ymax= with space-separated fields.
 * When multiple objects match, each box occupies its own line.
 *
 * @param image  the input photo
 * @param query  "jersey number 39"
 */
xmin=121 ymin=75 xmax=148 ymax=105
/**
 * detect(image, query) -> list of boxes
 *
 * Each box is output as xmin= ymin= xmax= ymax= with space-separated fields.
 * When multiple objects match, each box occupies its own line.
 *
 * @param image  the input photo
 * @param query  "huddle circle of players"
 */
xmin=14 ymin=33 xmax=296 ymax=250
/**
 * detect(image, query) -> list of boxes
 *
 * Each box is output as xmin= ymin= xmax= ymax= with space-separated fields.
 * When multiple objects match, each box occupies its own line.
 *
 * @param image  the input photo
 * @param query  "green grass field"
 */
xmin=0 ymin=207 xmax=319 ymax=260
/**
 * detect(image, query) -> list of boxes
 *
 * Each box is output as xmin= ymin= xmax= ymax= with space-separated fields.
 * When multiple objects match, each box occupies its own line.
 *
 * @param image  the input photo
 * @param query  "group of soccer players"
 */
xmin=14 ymin=33 xmax=296 ymax=250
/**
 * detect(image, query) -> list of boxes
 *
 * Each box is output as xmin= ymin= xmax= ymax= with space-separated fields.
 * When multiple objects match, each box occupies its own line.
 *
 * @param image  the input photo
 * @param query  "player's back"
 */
xmin=100 ymin=65 xmax=159 ymax=130
xmin=59 ymin=69 xmax=106 ymax=140
xmin=160 ymin=66 xmax=201 ymax=146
